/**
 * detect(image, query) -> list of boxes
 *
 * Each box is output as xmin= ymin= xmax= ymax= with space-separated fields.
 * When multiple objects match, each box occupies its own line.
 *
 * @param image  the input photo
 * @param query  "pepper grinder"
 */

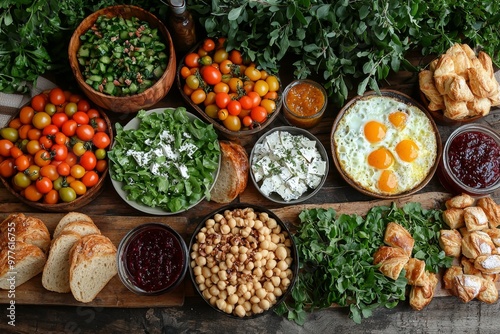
xmin=164 ymin=0 xmax=197 ymax=56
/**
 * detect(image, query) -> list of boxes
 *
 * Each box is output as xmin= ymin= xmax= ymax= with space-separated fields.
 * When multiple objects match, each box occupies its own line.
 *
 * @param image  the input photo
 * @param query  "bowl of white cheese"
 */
xmin=250 ymin=126 xmax=328 ymax=204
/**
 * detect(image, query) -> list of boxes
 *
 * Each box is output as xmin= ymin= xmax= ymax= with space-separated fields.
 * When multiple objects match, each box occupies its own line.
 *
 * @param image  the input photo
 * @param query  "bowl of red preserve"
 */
xmin=282 ymin=79 xmax=327 ymax=129
xmin=117 ymin=223 xmax=188 ymax=295
xmin=438 ymin=123 xmax=500 ymax=196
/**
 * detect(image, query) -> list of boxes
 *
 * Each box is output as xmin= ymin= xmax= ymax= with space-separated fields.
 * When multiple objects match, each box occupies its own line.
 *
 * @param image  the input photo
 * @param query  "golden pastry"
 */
xmin=439 ymin=229 xmax=462 ymax=257
xmin=464 ymin=206 xmax=489 ymax=232
xmin=383 ymin=222 xmax=414 ymax=256
xmin=373 ymin=246 xmax=410 ymax=280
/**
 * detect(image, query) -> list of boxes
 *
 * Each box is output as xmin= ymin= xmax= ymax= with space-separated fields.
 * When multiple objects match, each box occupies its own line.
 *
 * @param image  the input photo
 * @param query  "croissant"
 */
xmin=409 ymin=272 xmax=438 ymax=311
xmin=445 ymin=43 xmax=472 ymax=79
xmin=464 ymin=206 xmax=489 ymax=232
xmin=383 ymin=222 xmax=414 ymax=256
xmin=461 ymin=231 xmax=495 ymax=259
xmin=445 ymin=193 xmax=475 ymax=209
xmin=419 ymin=70 xmax=444 ymax=110
xmin=468 ymin=58 xmax=498 ymax=98
xmin=477 ymin=197 xmax=500 ymax=228
xmin=467 ymin=97 xmax=491 ymax=117
xmin=477 ymin=277 xmax=499 ymax=304
xmin=443 ymin=208 xmax=465 ymax=229
xmin=443 ymin=95 xmax=469 ymax=120
xmin=373 ymin=246 xmax=410 ymax=280
xmin=404 ymin=258 xmax=427 ymax=286
xmin=453 ymin=274 xmax=483 ymax=303
xmin=474 ymin=254 xmax=500 ymax=274
xmin=439 ymin=229 xmax=462 ymax=257
xmin=443 ymin=265 xmax=463 ymax=291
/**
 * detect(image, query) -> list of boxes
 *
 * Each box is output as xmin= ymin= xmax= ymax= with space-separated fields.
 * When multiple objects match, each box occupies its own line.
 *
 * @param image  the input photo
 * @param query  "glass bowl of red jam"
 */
xmin=117 ymin=223 xmax=188 ymax=295
xmin=282 ymin=79 xmax=327 ymax=129
xmin=439 ymin=123 xmax=500 ymax=196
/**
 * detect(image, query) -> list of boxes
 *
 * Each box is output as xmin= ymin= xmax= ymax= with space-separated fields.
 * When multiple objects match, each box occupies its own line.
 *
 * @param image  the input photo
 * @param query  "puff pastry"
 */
xmin=443 ymin=95 xmax=469 ymax=120
xmin=474 ymin=254 xmax=500 ymax=274
xmin=439 ymin=229 xmax=462 ymax=257
xmin=404 ymin=258 xmax=427 ymax=286
xmin=453 ymin=274 xmax=483 ymax=303
xmin=461 ymin=231 xmax=495 ymax=259
xmin=466 ymin=97 xmax=491 ymax=117
xmin=477 ymin=197 xmax=500 ymax=228
xmin=464 ymin=206 xmax=489 ymax=232
xmin=445 ymin=43 xmax=472 ymax=79
xmin=468 ymin=58 xmax=498 ymax=98
xmin=477 ymin=277 xmax=499 ymax=304
xmin=443 ymin=208 xmax=465 ymax=229
xmin=460 ymin=43 xmax=476 ymax=60
xmin=485 ymin=229 xmax=500 ymax=247
xmin=419 ymin=70 xmax=444 ymax=110
xmin=445 ymin=193 xmax=475 ymax=209
xmin=383 ymin=222 xmax=414 ymax=256
xmin=373 ymin=246 xmax=410 ymax=280
xmin=409 ymin=272 xmax=438 ymax=311
xmin=443 ymin=265 xmax=463 ymax=291
xmin=441 ymin=74 xmax=474 ymax=102
xmin=461 ymin=256 xmax=483 ymax=276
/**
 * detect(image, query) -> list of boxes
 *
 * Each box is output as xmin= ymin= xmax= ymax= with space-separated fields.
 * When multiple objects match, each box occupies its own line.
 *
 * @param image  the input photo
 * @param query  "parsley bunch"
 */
xmin=275 ymin=202 xmax=452 ymax=325
xmin=190 ymin=0 xmax=500 ymax=106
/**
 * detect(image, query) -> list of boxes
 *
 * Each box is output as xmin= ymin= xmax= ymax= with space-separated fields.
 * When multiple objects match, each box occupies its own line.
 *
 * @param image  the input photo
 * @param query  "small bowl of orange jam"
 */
xmin=282 ymin=79 xmax=327 ymax=129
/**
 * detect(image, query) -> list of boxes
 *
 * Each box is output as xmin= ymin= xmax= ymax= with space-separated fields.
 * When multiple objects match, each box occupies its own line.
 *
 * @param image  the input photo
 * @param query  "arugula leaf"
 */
xmin=108 ymin=107 xmax=220 ymax=213
xmin=275 ymin=202 xmax=452 ymax=324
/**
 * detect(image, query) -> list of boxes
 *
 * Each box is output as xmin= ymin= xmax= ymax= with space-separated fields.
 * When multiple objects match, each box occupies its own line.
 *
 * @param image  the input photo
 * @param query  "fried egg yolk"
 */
xmin=396 ymin=139 xmax=419 ymax=162
xmin=364 ymin=121 xmax=387 ymax=143
xmin=378 ymin=170 xmax=398 ymax=193
xmin=389 ymin=111 xmax=407 ymax=129
xmin=368 ymin=147 xmax=394 ymax=169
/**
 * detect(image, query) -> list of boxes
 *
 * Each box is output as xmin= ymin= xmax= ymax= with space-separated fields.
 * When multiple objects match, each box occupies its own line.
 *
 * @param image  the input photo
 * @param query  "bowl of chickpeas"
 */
xmin=188 ymin=203 xmax=298 ymax=319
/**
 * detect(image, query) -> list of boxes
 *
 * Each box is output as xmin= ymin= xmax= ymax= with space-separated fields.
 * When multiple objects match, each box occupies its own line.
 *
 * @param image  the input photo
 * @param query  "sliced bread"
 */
xmin=210 ymin=141 xmax=249 ymax=203
xmin=53 ymin=212 xmax=94 ymax=239
xmin=0 ymin=241 xmax=46 ymax=289
xmin=69 ymin=234 xmax=117 ymax=303
xmin=59 ymin=221 xmax=101 ymax=238
xmin=42 ymin=232 xmax=82 ymax=293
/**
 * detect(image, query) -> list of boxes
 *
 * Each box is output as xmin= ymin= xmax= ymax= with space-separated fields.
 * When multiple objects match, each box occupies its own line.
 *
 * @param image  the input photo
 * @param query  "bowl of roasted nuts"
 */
xmin=188 ymin=203 xmax=298 ymax=319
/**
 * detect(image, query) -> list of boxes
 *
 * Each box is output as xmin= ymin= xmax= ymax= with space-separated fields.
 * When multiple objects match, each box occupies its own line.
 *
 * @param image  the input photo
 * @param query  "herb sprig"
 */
xmin=275 ymin=202 xmax=452 ymax=325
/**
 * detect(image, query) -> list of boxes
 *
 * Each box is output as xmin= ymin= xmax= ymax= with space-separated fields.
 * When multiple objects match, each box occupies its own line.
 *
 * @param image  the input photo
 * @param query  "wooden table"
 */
xmin=0 ymin=56 xmax=499 ymax=333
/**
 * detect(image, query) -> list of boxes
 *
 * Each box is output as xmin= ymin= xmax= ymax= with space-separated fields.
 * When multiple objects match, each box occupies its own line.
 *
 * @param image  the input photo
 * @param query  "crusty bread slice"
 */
xmin=210 ymin=141 xmax=249 ymax=203
xmin=69 ymin=234 xmax=117 ymax=303
xmin=0 ymin=241 xmax=46 ymax=289
xmin=59 ymin=221 xmax=101 ymax=238
xmin=0 ymin=213 xmax=51 ymax=253
xmin=42 ymin=232 xmax=82 ymax=293
xmin=53 ymin=212 xmax=94 ymax=239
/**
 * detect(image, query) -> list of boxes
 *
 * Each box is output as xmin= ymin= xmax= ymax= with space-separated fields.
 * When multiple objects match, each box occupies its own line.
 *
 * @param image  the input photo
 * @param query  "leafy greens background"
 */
xmin=1 ymin=0 xmax=499 ymax=106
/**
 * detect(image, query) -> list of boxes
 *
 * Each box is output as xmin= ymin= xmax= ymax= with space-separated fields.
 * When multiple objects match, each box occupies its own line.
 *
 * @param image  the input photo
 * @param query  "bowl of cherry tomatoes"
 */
xmin=0 ymin=87 xmax=113 ymax=212
xmin=176 ymin=37 xmax=282 ymax=143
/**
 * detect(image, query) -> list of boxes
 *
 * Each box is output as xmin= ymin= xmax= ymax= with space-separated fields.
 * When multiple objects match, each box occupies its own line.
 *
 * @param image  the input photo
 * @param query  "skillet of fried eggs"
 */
xmin=332 ymin=92 xmax=439 ymax=197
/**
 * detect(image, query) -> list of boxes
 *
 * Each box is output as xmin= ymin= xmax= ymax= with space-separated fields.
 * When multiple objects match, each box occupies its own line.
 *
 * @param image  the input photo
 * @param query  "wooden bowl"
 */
xmin=331 ymin=89 xmax=442 ymax=199
xmin=176 ymin=42 xmax=282 ymax=144
xmin=0 ymin=97 xmax=113 ymax=212
xmin=419 ymin=90 xmax=482 ymax=126
xmin=68 ymin=5 xmax=176 ymax=114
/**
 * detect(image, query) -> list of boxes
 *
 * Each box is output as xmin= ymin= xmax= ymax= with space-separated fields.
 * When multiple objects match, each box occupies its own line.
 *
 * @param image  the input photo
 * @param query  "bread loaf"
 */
xmin=0 ymin=214 xmax=50 ymax=253
xmin=69 ymin=234 xmax=117 ymax=303
xmin=0 ymin=241 xmax=46 ymax=289
xmin=210 ymin=141 xmax=249 ymax=204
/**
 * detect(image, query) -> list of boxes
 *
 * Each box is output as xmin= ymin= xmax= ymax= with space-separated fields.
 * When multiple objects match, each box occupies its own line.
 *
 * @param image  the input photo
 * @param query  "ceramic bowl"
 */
xmin=68 ymin=5 xmax=176 ymax=114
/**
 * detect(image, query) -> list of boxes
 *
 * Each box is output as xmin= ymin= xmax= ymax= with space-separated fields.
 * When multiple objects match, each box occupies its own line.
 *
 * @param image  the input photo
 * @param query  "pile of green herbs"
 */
xmin=274 ymin=202 xmax=453 ymax=325
xmin=190 ymin=0 xmax=500 ymax=106
xmin=0 ymin=0 xmax=166 ymax=94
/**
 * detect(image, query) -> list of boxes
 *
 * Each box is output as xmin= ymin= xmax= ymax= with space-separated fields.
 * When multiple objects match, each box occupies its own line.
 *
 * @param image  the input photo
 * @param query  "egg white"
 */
xmin=333 ymin=95 xmax=437 ymax=195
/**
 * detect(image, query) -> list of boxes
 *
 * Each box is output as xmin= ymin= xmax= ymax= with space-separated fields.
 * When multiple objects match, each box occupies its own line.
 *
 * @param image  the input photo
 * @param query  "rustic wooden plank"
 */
xmin=0 ymin=214 xmax=188 ymax=307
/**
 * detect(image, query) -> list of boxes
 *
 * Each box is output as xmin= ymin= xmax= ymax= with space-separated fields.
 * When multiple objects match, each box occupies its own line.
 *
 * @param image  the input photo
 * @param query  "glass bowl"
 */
xmin=117 ymin=223 xmax=188 ymax=295
xmin=282 ymin=79 xmax=327 ymax=129
xmin=438 ymin=123 xmax=500 ymax=196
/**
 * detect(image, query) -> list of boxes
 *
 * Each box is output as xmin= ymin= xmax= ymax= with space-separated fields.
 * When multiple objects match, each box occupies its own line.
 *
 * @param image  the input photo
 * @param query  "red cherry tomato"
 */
xmin=92 ymin=132 xmax=111 ymax=149
xmin=79 ymin=151 xmax=97 ymax=171
xmin=76 ymin=124 xmax=95 ymax=141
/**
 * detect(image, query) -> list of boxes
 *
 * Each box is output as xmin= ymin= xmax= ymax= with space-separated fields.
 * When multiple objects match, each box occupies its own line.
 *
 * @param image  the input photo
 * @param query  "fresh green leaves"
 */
xmin=190 ymin=0 xmax=500 ymax=107
xmin=274 ymin=202 xmax=452 ymax=325
xmin=108 ymin=107 xmax=220 ymax=213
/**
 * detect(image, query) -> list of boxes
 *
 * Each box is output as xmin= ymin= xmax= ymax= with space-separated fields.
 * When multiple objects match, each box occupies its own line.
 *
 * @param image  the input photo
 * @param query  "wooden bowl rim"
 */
xmin=68 ymin=5 xmax=176 ymax=113
xmin=175 ymin=41 xmax=282 ymax=138
xmin=330 ymin=89 xmax=443 ymax=200
xmin=0 ymin=95 xmax=113 ymax=212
